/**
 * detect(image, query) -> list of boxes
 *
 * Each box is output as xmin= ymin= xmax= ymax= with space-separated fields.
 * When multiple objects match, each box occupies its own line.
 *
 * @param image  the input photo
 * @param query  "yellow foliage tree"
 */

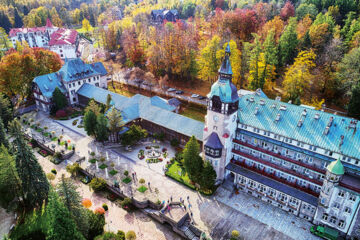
xmin=82 ymin=18 xmax=93 ymax=32
xmin=197 ymin=35 xmax=221 ymax=83
xmin=283 ymin=50 xmax=316 ymax=102
xmin=296 ymin=14 xmax=313 ymax=39
xmin=248 ymin=52 xmax=276 ymax=92
xmin=309 ymin=23 xmax=330 ymax=49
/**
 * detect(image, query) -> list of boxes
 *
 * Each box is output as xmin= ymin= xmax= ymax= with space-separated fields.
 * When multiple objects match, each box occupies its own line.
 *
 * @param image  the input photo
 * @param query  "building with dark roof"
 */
xmin=204 ymin=42 xmax=360 ymax=238
xmin=151 ymin=9 xmax=179 ymax=23
xmin=33 ymin=58 xmax=108 ymax=112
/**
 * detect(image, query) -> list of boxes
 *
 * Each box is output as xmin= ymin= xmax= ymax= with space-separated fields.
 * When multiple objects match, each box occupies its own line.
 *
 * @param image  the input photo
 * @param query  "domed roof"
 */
xmin=208 ymin=80 xmax=239 ymax=103
xmin=327 ymin=159 xmax=345 ymax=175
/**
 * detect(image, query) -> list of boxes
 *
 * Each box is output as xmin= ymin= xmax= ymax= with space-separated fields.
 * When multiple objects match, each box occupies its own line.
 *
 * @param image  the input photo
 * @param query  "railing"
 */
xmin=231 ymin=149 xmax=322 ymax=186
xmin=230 ymin=158 xmax=320 ymax=197
xmin=339 ymin=182 xmax=360 ymax=194
xmin=233 ymin=139 xmax=326 ymax=174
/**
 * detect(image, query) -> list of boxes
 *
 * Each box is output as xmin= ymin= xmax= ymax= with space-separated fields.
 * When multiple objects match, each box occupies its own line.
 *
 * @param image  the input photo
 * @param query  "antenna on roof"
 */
xmin=275 ymin=113 xmax=281 ymax=122
xmin=314 ymin=113 xmax=320 ymax=120
xmin=297 ymin=119 xmax=303 ymax=127
xmin=254 ymin=107 xmax=259 ymax=115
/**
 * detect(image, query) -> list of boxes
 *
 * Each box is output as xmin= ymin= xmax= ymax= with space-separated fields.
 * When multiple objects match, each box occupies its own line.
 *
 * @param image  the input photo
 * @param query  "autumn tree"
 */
xmin=337 ymin=47 xmax=360 ymax=97
xmin=280 ymin=1 xmax=295 ymax=21
xmin=296 ymin=3 xmax=318 ymax=20
xmin=82 ymin=18 xmax=93 ymax=32
xmin=107 ymin=108 xmax=123 ymax=142
xmin=283 ymin=50 xmax=316 ymax=102
xmin=198 ymin=35 xmax=221 ymax=83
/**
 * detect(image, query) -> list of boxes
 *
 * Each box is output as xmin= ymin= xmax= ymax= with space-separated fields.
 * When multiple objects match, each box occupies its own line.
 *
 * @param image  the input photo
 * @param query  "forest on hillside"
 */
xmin=1 ymin=0 xmax=360 ymax=118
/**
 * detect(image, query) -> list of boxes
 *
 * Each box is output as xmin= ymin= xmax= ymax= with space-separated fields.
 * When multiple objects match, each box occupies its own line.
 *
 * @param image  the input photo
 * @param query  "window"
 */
xmin=71 ymin=90 xmax=75 ymax=95
xmin=333 ymin=202 xmax=340 ymax=209
xmin=345 ymin=207 xmax=351 ymax=214
xmin=338 ymin=190 xmax=345 ymax=197
xmin=338 ymin=220 xmax=345 ymax=228
xmin=95 ymin=83 xmax=99 ymax=87
xmin=88 ymin=79 xmax=91 ymax=83
xmin=349 ymin=195 xmax=356 ymax=201
xmin=78 ymin=81 xmax=81 ymax=86
xmin=72 ymin=83 xmax=75 ymax=87
xmin=329 ymin=216 xmax=337 ymax=224
xmin=61 ymin=54 xmax=63 ymax=58
xmin=322 ymin=213 xmax=328 ymax=221
xmin=73 ymin=97 xmax=76 ymax=102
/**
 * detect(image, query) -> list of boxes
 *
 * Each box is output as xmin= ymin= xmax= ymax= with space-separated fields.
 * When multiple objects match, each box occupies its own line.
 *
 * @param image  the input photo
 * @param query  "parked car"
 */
xmin=167 ymin=88 xmax=176 ymax=92
xmin=175 ymin=90 xmax=184 ymax=94
xmin=199 ymin=96 xmax=207 ymax=100
xmin=191 ymin=94 xmax=199 ymax=98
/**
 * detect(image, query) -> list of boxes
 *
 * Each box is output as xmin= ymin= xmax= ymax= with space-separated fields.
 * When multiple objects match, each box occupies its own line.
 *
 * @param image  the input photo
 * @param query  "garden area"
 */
xmin=166 ymin=161 xmax=195 ymax=190
xmin=138 ymin=146 xmax=168 ymax=164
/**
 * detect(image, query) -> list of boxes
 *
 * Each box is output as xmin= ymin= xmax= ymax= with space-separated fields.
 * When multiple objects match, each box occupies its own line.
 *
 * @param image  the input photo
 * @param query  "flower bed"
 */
xmin=145 ymin=146 xmax=151 ymax=149
xmin=146 ymin=158 xmax=162 ymax=163
xmin=162 ymin=148 xmax=167 ymax=152
xmin=89 ymin=158 xmax=97 ymax=164
xmin=99 ymin=164 xmax=108 ymax=169
xmin=122 ymin=177 xmax=131 ymax=184
xmin=137 ymin=186 xmax=148 ymax=193
xmin=109 ymin=169 xmax=118 ymax=176
xmin=38 ymin=149 xmax=49 ymax=157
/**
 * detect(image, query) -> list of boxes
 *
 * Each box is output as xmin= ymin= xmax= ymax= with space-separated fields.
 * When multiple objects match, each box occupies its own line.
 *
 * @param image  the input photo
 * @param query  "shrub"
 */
xmin=120 ymin=198 xmax=132 ymax=210
xmin=51 ymin=169 xmax=57 ymax=175
xmin=122 ymin=177 xmax=131 ymax=184
xmin=89 ymin=177 xmax=107 ymax=192
xmin=110 ymin=162 xmax=115 ymax=167
xmin=46 ymin=173 xmax=55 ymax=181
xmin=139 ymin=178 xmax=145 ymax=184
xmin=125 ymin=231 xmax=136 ymax=240
xmin=56 ymin=109 xmax=67 ymax=118
xmin=90 ymin=151 xmax=95 ymax=156
xmin=99 ymin=164 xmax=108 ymax=169
xmin=170 ymin=138 xmax=180 ymax=147
xmin=137 ymin=185 xmax=147 ymax=193
xmin=102 ymin=203 xmax=108 ymax=211
xmin=156 ymin=199 xmax=161 ymax=205
xmin=231 ymin=230 xmax=239 ymax=240
xmin=124 ymin=170 xmax=129 ymax=176
xmin=66 ymin=163 xmax=81 ymax=176
xmin=100 ymin=157 xmax=106 ymax=162
xmin=109 ymin=169 xmax=118 ymax=176
xmin=117 ymin=230 xmax=125 ymax=240
xmin=72 ymin=119 xmax=78 ymax=126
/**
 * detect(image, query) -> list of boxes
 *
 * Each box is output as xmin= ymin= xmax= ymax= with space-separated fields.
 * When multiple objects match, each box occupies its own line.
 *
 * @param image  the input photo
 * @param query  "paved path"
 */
xmin=24 ymin=111 xmax=320 ymax=240
xmin=0 ymin=208 xmax=15 ymax=239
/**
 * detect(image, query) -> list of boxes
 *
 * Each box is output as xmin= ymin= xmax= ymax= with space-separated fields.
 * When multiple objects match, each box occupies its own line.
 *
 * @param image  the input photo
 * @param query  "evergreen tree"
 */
xmin=248 ymin=35 xmax=262 ymax=90
xmin=106 ymin=94 xmax=112 ymax=110
xmin=301 ymin=31 xmax=312 ymax=50
xmin=9 ymin=119 xmax=49 ymax=209
xmin=14 ymin=8 xmax=23 ymax=28
xmin=47 ymin=190 xmax=85 ymax=240
xmin=0 ymin=92 xmax=13 ymax=128
xmin=84 ymin=110 xmax=97 ymax=136
xmin=87 ymin=209 xmax=105 ymax=239
xmin=0 ymin=12 xmax=11 ymax=33
xmin=95 ymin=114 xmax=109 ymax=143
xmin=0 ymin=118 xmax=9 ymax=149
xmin=183 ymin=136 xmax=203 ymax=183
xmin=52 ymin=87 xmax=68 ymax=112
xmin=0 ymin=145 xmax=21 ymax=210
xmin=85 ymin=99 xmax=101 ymax=116
xmin=23 ymin=6 xmax=29 ymax=16
xmin=348 ymin=84 xmax=360 ymax=119
xmin=264 ymin=29 xmax=278 ymax=66
xmin=56 ymin=175 xmax=89 ymax=238
xmin=279 ymin=17 xmax=298 ymax=66
xmin=199 ymin=161 xmax=217 ymax=192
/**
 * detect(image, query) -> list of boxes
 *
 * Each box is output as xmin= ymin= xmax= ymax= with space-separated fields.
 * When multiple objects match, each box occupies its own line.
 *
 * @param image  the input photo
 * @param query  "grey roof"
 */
xmin=225 ymin=163 xmax=318 ymax=206
xmin=205 ymin=132 xmax=223 ymax=149
xmin=238 ymin=95 xmax=360 ymax=161
xmin=77 ymin=84 xmax=204 ymax=141
xmin=168 ymin=98 xmax=181 ymax=107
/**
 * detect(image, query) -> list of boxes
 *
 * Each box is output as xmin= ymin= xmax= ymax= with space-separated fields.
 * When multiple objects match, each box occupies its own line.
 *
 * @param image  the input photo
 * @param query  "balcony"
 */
xmin=230 ymin=158 xmax=320 ymax=197
xmin=231 ymin=149 xmax=322 ymax=186
xmin=233 ymin=139 xmax=326 ymax=174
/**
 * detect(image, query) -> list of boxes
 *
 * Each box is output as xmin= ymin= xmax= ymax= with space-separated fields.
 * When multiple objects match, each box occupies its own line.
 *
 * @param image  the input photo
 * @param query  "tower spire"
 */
xmin=218 ymin=42 xmax=233 ymax=78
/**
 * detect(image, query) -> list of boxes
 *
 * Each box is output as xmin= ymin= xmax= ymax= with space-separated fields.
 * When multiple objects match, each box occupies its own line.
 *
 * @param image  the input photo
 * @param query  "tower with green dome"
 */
xmin=203 ymin=42 xmax=239 ymax=181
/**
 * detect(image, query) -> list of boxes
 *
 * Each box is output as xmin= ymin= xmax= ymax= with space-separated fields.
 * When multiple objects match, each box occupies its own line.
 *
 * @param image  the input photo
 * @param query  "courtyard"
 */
xmin=21 ymin=110 xmax=321 ymax=240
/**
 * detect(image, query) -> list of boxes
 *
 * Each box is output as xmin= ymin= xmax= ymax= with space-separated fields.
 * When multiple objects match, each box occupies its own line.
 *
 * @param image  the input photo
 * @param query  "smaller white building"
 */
xmin=33 ymin=58 xmax=108 ymax=112
xmin=9 ymin=18 xmax=79 ymax=59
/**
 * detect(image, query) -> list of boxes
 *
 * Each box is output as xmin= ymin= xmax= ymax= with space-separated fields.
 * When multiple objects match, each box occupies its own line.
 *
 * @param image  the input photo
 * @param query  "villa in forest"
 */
xmin=9 ymin=18 xmax=80 ymax=59
xmin=151 ymin=9 xmax=179 ymax=23
xmin=203 ymin=43 xmax=360 ymax=238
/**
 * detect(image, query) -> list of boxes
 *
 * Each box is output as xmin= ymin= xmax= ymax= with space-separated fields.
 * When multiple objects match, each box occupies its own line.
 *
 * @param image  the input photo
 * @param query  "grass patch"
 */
xmin=51 ymin=137 xmax=57 ymax=141
xmin=89 ymin=158 xmax=97 ymax=164
xmin=109 ymin=169 xmax=118 ymax=176
xmin=166 ymin=162 xmax=195 ymax=190
xmin=99 ymin=164 xmax=108 ymax=169
xmin=122 ymin=177 xmax=131 ymax=184
xmin=43 ymin=132 xmax=49 ymax=137
xmin=180 ymin=106 xmax=206 ymax=122
xmin=137 ymin=185 xmax=148 ymax=193
xmin=108 ymin=84 xmax=135 ymax=97
xmin=60 ymin=141 xmax=65 ymax=146
xmin=36 ymin=128 xmax=43 ymax=132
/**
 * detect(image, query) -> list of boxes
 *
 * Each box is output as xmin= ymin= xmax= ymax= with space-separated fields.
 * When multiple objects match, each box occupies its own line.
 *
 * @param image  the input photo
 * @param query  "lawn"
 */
xmin=89 ymin=158 xmax=97 ymax=164
xmin=137 ymin=185 xmax=148 ymax=193
xmin=166 ymin=162 xmax=195 ymax=190
xmin=51 ymin=137 xmax=57 ymax=141
xmin=99 ymin=164 xmax=108 ymax=169
xmin=180 ymin=106 xmax=206 ymax=122
xmin=108 ymin=85 xmax=135 ymax=97
xmin=122 ymin=177 xmax=131 ymax=184
xmin=109 ymin=169 xmax=118 ymax=176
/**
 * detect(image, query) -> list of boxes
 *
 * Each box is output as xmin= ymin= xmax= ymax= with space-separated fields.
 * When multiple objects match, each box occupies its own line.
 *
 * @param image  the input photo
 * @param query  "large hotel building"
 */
xmin=203 ymin=43 xmax=360 ymax=238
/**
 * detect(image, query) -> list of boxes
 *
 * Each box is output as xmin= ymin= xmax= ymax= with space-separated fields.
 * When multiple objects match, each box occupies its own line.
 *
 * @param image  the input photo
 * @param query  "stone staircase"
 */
xmin=180 ymin=221 xmax=199 ymax=240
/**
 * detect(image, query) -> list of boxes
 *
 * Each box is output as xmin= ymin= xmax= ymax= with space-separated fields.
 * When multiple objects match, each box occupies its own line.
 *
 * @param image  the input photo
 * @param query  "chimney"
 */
xmin=297 ymin=119 xmax=303 ymax=127
xmin=302 ymin=109 xmax=307 ymax=117
xmin=275 ymin=113 xmax=281 ymax=122
xmin=327 ymin=117 xmax=334 ymax=127
xmin=324 ymin=126 xmax=330 ymax=135
xmin=340 ymin=135 xmax=344 ymax=146
xmin=254 ymin=107 xmax=259 ymax=115
xmin=314 ymin=113 xmax=320 ymax=120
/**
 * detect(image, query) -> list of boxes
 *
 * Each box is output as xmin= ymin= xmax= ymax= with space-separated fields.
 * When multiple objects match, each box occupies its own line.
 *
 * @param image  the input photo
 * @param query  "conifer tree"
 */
xmin=47 ymin=190 xmax=85 ymax=240
xmin=199 ymin=161 xmax=217 ymax=192
xmin=0 ymin=93 xmax=13 ymax=128
xmin=9 ymin=119 xmax=49 ymax=209
xmin=14 ymin=8 xmax=23 ymax=28
xmin=95 ymin=114 xmax=109 ymax=143
xmin=183 ymin=136 xmax=203 ymax=183
xmin=279 ymin=17 xmax=298 ymax=66
xmin=84 ymin=110 xmax=97 ymax=136
xmin=0 ymin=118 xmax=9 ymax=149
xmin=57 ymin=175 xmax=89 ymax=238
xmin=52 ymin=87 xmax=68 ymax=112
xmin=348 ymin=84 xmax=360 ymax=119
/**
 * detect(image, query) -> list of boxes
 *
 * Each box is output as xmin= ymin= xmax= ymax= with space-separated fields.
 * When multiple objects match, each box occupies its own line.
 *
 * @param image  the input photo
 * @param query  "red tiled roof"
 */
xmin=9 ymin=27 xmax=47 ymax=37
xmin=48 ymin=28 xmax=78 ymax=46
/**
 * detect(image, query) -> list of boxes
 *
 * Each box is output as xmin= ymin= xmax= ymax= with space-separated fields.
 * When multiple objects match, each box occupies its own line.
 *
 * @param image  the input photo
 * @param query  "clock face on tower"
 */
xmin=213 ymin=115 xmax=219 ymax=122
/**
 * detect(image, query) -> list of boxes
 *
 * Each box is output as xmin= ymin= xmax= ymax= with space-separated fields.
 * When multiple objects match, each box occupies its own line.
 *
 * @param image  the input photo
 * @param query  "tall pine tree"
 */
xmin=14 ymin=9 xmax=23 ymax=28
xmin=199 ymin=161 xmax=217 ymax=192
xmin=183 ymin=136 xmax=203 ymax=183
xmin=46 ymin=190 xmax=85 ymax=240
xmin=95 ymin=114 xmax=109 ymax=143
xmin=0 ymin=117 xmax=9 ymax=149
xmin=9 ymin=119 xmax=49 ymax=209
xmin=279 ymin=17 xmax=298 ymax=66
xmin=84 ymin=110 xmax=97 ymax=136
xmin=348 ymin=84 xmax=360 ymax=119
